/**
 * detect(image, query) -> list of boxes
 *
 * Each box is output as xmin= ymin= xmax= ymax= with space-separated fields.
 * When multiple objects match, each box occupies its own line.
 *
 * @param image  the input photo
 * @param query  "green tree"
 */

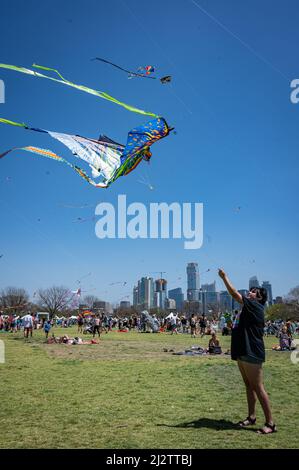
xmin=266 ymin=303 xmax=299 ymax=321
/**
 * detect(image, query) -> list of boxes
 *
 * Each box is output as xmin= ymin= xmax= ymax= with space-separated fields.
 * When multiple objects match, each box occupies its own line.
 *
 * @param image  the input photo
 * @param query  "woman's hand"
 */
xmin=218 ymin=268 xmax=226 ymax=280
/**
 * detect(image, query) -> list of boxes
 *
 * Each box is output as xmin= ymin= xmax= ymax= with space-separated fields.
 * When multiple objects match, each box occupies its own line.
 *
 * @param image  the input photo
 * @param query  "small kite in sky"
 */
xmin=0 ymin=117 xmax=172 ymax=188
xmin=137 ymin=65 xmax=155 ymax=75
xmin=92 ymin=57 xmax=171 ymax=84
xmin=200 ymin=269 xmax=211 ymax=275
xmin=74 ymin=216 xmax=97 ymax=223
xmin=71 ymin=288 xmax=82 ymax=297
xmin=109 ymin=281 xmax=127 ymax=286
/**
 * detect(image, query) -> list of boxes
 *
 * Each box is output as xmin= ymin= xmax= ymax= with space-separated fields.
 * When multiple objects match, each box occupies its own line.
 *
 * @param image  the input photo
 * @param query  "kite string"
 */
xmin=190 ymin=0 xmax=290 ymax=82
xmin=120 ymin=0 xmax=198 ymax=118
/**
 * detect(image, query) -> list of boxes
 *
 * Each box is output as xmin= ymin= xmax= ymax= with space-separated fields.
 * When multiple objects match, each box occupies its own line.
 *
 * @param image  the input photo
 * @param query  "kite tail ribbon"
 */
xmin=0 ymin=63 xmax=159 ymax=118
xmin=0 ymin=117 xmax=108 ymax=188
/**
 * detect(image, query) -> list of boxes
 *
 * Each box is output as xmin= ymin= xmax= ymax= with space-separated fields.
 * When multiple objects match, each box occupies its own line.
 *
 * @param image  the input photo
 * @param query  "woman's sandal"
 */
xmin=237 ymin=416 xmax=256 ymax=427
xmin=257 ymin=422 xmax=277 ymax=434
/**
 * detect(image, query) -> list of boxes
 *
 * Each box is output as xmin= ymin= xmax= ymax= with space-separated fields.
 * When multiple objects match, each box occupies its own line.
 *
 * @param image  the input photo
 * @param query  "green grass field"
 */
xmin=0 ymin=327 xmax=298 ymax=449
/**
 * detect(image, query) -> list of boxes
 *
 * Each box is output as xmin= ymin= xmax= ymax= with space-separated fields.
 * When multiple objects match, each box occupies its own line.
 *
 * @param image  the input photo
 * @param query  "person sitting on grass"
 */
xmin=46 ymin=334 xmax=58 ymax=344
xmin=272 ymin=326 xmax=293 ymax=351
xmin=208 ymin=331 xmax=221 ymax=354
xmin=218 ymin=268 xmax=277 ymax=435
xmin=59 ymin=334 xmax=70 ymax=344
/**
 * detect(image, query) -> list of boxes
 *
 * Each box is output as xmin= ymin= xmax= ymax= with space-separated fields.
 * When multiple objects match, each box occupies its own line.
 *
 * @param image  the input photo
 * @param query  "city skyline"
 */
xmin=130 ymin=264 xmax=276 ymax=312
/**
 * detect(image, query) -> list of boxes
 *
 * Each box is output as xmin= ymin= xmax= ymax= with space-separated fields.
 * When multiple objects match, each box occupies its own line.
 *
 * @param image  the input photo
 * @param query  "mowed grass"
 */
xmin=0 ymin=327 xmax=298 ymax=449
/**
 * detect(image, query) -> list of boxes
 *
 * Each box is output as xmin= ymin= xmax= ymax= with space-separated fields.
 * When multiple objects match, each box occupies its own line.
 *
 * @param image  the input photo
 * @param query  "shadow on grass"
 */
xmin=158 ymin=418 xmax=257 ymax=432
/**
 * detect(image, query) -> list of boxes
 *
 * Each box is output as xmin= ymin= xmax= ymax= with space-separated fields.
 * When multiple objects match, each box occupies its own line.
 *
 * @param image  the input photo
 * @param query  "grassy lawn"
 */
xmin=0 ymin=327 xmax=298 ymax=449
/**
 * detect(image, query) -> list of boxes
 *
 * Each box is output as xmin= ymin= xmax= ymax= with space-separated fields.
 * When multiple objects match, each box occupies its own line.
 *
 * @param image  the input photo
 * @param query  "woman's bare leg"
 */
xmin=241 ymin=361 xmax=274 ymax=429
xmin=237 ymin=359 xmax=257 ymax=420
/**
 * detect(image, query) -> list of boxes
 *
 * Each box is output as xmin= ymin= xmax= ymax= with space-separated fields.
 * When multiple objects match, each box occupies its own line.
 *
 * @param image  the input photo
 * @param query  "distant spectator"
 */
xmin=181 ymin=315 xmax=187 ymax=333
xmin=190 ymin=314 xmax=197 ymax=338
xmin=77 ymin=314 xmax=84 ymax=333
xmin=170 ymin=313 xmax=179 ymax=335
xmin=92 ymin=315 xmax=101 ymax=338
xmin=23 ymin=313 xmax=34 ymax=338
xmin=44 ymin=320 xmax=52 ymax=339
xmin=199 ymin=315 xmax=206 ymax=337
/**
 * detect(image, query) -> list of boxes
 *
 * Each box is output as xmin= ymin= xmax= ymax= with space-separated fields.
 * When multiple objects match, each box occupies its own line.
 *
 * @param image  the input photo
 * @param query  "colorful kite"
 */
xmin=137 ymin=65 xmax=155 ymax=75
xmin=92 ymin=57 xmax=171 ymax=84
xmin=0 ymin=63 xmax=159 ymax=117
xmin=0 ymin=117 xmax=171 ymax=188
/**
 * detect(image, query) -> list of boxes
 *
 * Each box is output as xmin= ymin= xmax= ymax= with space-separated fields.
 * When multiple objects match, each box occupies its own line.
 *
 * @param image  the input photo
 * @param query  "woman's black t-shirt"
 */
xmin=231 ymin=296 xmax=265 ymax=362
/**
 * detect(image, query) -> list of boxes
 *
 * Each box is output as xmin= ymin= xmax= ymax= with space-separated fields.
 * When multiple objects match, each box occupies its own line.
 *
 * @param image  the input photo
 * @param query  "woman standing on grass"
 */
xmin=218 ymin=269 xmax=277 ymax=434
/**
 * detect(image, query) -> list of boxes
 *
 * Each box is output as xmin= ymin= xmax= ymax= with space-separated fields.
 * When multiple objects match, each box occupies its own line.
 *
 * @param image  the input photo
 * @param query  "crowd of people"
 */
xmin=0 ymin=311 xmax=298 ymax=349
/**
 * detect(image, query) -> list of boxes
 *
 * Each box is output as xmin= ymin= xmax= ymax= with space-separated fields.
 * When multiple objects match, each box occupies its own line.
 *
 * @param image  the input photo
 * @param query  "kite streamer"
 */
xmin=0 ymin=63 xmax=159 ymax=118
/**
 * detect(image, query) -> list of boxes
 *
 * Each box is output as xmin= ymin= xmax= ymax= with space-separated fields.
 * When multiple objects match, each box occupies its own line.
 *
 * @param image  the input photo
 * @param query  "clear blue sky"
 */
xmin=0 ymin=0 xmax=298 ymax=303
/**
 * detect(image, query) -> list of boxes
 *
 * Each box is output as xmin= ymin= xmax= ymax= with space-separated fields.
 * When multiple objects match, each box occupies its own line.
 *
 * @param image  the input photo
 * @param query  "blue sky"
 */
xmin=0 ymin=0 xmax=298 ymax=303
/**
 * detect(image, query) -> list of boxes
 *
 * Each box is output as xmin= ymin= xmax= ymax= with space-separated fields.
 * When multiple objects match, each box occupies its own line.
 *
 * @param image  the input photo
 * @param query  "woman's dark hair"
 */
xmin=250 ymin=287 xmax=268 ymax=305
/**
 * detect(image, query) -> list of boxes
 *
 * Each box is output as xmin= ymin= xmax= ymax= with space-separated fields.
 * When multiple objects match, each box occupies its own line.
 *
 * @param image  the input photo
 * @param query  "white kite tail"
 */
xmin=48 ymin=131 xmax=122 ymax=182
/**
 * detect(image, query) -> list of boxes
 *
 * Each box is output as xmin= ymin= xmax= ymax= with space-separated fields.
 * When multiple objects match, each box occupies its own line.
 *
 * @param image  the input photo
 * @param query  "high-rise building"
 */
xmin=262 ymin=281 xmax=273 ymax=305
xmin=220 ymin=291 xmax=233 ymax=312
xmin=154 ymin=278 xmax=168 ymax=309
xmin=201 ymin=282 xmax=216 ymax=292
xmin=133 ymin=286 xmax=139 ymax=307
xmin=168 ymin=288 xmax=184 ymax=312
xmin=200 ymin=281 xmax=219 ymax=314
xmin=249 ymin=276 xmax=260 ymax=289
xmin=135 ymin=277 xmax=154 ymax=309
xmin=203 ymin=291 xmax=219 ymax=312
xmin=187 ymin=262 xmax=200 ymax=301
